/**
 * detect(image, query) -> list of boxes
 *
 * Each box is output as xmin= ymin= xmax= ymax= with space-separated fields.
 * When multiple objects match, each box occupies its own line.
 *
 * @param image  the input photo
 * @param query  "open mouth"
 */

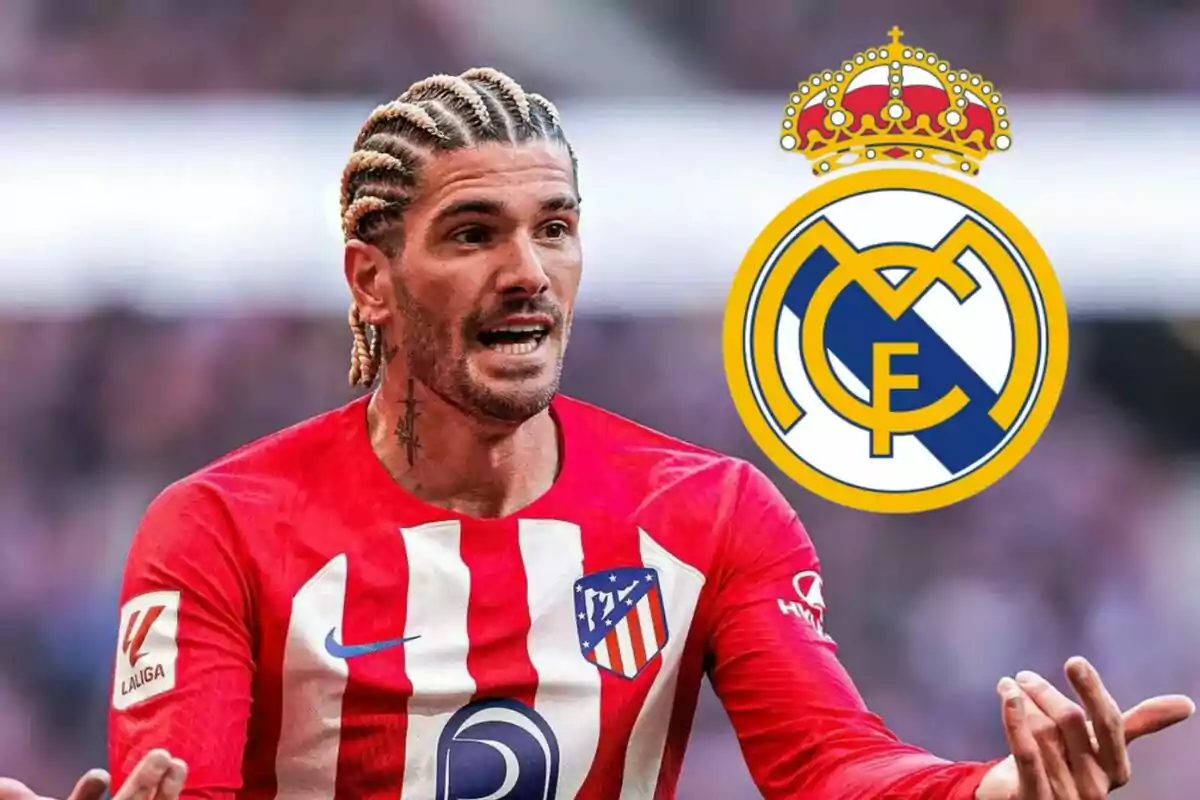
xmin=476 ymin=324 xmax=551 ymax=355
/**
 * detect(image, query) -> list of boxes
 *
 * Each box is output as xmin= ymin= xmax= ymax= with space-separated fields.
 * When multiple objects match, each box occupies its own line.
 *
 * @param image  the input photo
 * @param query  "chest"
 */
xmin=249 ymin=515 xmax=709 ymax=796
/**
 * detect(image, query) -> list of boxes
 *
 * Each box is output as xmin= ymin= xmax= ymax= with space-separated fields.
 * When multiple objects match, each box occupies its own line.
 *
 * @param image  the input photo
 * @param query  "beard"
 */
xmin=396 ymin=282 xmax=567 ymax=423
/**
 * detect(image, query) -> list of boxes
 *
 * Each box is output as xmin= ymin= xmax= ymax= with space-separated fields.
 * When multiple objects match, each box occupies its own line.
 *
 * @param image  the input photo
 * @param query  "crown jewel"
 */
xmin=780 ymin=26 xmax=1012 ymax=177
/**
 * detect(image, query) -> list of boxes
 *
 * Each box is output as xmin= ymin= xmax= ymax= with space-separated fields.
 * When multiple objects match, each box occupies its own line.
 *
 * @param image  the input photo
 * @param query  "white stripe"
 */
xmin=620 ymin=529 xmax=706 ymax=799
xmin=636 ymin=594 xmax=660 ymax=654
xmin=615 ymin=619 xmax=637 ymax=677
xmin=775 ymin=306 xmax=953 ymax=490
xmin=519 ymin=519 xmax=601 ymax=800
xmin=593 ymin=639 xmax=612 ymax=670
xmin=911 ymin=247 xmax=1014 ymax=394
xmin=400 ymin=521 xmax=475 ymax=798
xmin=274 ymin=555 xmax=349 ymax=800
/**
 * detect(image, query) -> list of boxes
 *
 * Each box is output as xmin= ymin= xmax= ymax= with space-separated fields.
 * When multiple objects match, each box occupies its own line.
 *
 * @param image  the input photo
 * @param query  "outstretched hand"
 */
xmin=976 ymin=656 xmax=1193 ymax=799
xmin=0 ymin=750 xmax=187 ymax=800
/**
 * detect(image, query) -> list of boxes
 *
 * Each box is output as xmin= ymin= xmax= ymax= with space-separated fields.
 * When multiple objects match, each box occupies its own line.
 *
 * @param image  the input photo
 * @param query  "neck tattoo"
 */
xmin=394 ymin=377 xmax=421 ymax=466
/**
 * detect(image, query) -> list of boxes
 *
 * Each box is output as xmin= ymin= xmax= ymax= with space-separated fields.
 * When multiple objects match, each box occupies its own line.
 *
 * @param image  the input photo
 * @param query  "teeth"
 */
xmin=490 ymin=340 xmax=541 ymax=355
xmin=487 ymin=325 xmax=546 ymax=334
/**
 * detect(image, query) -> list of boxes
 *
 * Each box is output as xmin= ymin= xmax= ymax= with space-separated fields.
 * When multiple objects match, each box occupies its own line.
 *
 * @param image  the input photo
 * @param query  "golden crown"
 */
xmin=780 ymin=26 xmax=1012 ymax=177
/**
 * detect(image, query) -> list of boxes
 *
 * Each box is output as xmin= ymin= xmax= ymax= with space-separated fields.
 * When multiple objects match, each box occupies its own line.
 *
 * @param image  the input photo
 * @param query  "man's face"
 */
xmin=386 ymin=141 xmax=581 ymax=423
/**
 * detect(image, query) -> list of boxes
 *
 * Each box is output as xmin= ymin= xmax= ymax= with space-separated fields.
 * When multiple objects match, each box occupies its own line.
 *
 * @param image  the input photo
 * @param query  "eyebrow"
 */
xmin=432 ymin=194 xmax=581 ymax=225
xmin=541 ymin=195 xmax=580 ymax=213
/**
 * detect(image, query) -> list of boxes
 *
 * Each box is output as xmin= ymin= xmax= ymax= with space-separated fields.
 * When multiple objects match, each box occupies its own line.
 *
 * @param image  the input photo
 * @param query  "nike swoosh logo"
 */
xmin=324 ymin=628 xmax=420 ymax=659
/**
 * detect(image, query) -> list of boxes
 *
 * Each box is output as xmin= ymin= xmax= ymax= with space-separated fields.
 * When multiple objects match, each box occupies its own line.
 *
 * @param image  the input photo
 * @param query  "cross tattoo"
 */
xmin=395 ymin=377 xmax=421 ymax=465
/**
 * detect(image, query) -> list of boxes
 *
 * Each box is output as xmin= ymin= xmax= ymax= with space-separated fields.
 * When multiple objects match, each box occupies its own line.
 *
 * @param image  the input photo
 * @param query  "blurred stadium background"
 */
xmin=1 ymin=1 xmax=1198 ymax=796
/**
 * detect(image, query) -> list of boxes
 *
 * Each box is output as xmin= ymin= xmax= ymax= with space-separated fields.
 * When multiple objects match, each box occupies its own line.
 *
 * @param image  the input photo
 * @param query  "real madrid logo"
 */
xmin=723 ymin=26 xmax=1069 ymax=514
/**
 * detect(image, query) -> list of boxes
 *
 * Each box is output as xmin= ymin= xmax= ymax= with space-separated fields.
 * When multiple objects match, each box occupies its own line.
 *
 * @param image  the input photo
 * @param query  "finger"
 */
xmin=1023 ymin=694 xmax=1082 ymax=800
xmin=113 ymin=749 xmax=174 ymax=800
xmin=66 ymin=770 xmax=111 ymax=800
xmin=999 ymin=678 xmax=1052 ymax=799
xmin=1018 ymin=667 xmax=1099 ymax=795
xmin=0 ymin=778 xmax=35 ymax=800
xmin=1064 ymin=656 xmax=1128 ymax=787
xmin=1123 ymin=694 xmax=1196 ymax=743
xmin=1019 ymin=665 xmax=1110 ymax=799
xmin=155 ymin=758 xmax=189 ymax=800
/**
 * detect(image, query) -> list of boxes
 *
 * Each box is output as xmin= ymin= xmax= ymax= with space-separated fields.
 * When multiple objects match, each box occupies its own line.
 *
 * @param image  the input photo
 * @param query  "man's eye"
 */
xmin=541 ymin=221 xmax=569 ymax=239
xmin=452 ymin=226 xmax=490 ymax=245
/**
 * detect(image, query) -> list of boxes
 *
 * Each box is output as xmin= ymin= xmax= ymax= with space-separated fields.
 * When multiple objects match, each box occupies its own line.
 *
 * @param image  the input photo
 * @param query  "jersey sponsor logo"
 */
xmin=777 ymin=570 xmax=831 ymax=641
xmin=323 ymin=627 xmax=420 ymax=659
xmin=113 ymin=590 xmax=180 ymax=710
xmin=723 ymin=26 xmax=1068 ymax=514
xmin=436 ymin=698 xmax=560 ymax=800
xmin=574 ymin=567 xmax=668 ymax=679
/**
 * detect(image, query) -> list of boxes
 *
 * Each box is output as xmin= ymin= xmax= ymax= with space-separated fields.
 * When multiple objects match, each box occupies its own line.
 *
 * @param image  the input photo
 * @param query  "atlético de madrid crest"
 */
xmin=574 ymin=567 xmax=668 ymax=679
xmin=723 ymin=26 xmax=1069 ymax=514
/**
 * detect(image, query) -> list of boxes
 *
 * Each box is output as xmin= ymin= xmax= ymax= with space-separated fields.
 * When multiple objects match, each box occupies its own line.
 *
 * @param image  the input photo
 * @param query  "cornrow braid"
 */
xmin=353 ymin=102 xmax=445 ymax=150
xmin=527 ymin=93 xmax=561 ymax=131
xmin=342 ymin=67 xmax=577 ymax=388
xmin=401 ymin=74 xmax=493 ymax=137
xmin=462 ymin=67 xmax=532 ymax=128
xmin=347 ymin=304 xmax=380 ymax=388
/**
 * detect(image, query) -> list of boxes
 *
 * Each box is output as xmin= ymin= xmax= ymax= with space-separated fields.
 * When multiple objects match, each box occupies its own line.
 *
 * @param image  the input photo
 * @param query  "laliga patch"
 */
xmin=113 ymin=590 xmax=180 ymax=710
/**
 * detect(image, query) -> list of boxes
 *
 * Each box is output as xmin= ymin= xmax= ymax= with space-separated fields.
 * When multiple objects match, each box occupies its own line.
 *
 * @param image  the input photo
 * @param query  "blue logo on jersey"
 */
xmin=436 ymin=698 xmax=559 ymax=800
xmin=323 ymin=628 xmax=419 ymax=659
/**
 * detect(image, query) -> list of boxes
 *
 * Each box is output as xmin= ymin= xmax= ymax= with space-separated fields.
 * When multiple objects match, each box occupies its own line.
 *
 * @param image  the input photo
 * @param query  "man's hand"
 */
xmin=976 ymin=656 xmax=1194 ymax=799
xmin=0 ymin=749 xmax=187 ymax=800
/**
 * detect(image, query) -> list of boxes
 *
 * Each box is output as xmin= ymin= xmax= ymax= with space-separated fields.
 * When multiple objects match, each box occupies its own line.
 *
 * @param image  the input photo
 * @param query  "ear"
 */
xmin=344 ymin=239 xmax=394 ymax=326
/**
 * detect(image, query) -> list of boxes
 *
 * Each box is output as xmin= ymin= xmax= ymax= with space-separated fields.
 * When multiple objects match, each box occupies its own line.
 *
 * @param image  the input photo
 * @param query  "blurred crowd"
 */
xmin=0 ymin=312 xmax=1196 ymax=796
xmin=3 ymin=0 xmax=1200 ymax=95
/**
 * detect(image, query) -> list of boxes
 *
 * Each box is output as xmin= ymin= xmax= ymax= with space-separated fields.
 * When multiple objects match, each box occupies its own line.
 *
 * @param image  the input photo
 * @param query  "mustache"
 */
xmin=469 ymin=296 xmax=566 ymax=331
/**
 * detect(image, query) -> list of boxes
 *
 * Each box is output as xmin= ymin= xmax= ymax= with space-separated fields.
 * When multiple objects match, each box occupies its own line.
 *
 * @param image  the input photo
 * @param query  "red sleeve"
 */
xmin=706 ymin=463 xmax=999 ymax=799
xmin=108 ymin=480 xmax=255 ymax=799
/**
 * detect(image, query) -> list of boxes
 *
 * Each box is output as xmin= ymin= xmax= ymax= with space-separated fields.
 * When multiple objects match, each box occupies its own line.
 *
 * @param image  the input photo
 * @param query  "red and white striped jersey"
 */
xmin=109 ymin=395 xmax=995 ymax=799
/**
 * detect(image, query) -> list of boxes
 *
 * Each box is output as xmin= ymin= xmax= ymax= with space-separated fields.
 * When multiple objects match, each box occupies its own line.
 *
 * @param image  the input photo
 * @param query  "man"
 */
xmin=16 ymin=67 xmax=1193 ymax=799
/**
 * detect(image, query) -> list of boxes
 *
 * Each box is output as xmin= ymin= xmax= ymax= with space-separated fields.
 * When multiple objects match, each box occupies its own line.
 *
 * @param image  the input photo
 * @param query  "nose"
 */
xmin=495 ymin=235 xmax=551 ymax=297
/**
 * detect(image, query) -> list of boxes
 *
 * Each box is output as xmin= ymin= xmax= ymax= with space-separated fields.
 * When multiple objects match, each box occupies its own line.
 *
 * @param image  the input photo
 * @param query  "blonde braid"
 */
xmin=462 ymin=67 xmax=532 ymax=125
xmin=403 ymin=75 xmax=494 ymax=134
xmin=341 ymin=196 xmax=396 ymax=244
xmin=347 ymin=304 xmax=382 ymax=388
xmin=339 ymin=150 xmax=409 ymax=217
xmin=354 ymin=102 xmax=444 ymax=150
xmin=527 ymin=93 xmax=561 ymax=130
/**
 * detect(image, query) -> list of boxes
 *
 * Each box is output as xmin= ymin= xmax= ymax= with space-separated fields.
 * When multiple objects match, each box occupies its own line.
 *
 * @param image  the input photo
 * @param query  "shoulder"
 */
xmin=146 ymin=396 xmax=368 ymax=525
xmin=555 ymin=397 xmax=812 ymax=587
xmin=557 ymin=394 xmax=742 ymax=476
xmin=554 ymin=394 xmax=790 ymax=524
xmin=124 ymin=399 xmax=370 ymax=603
